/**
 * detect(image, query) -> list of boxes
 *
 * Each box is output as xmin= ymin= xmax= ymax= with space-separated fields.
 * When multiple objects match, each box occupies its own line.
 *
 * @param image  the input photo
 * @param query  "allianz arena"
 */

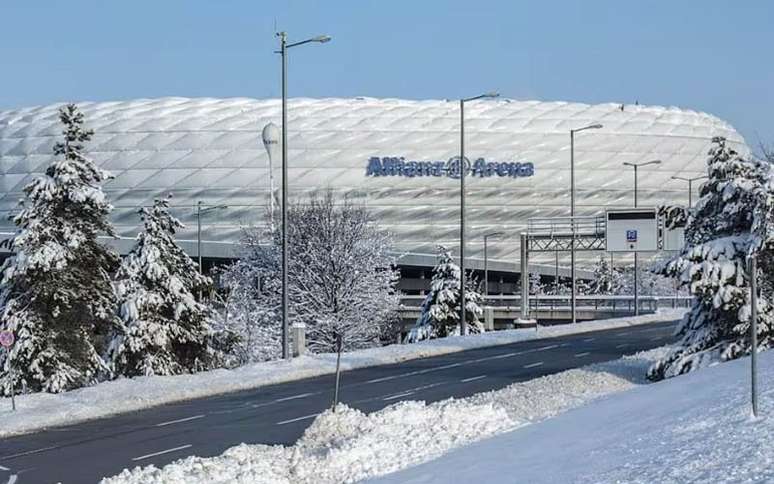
xmin=0 ymin=97 xmax=748 ymax=289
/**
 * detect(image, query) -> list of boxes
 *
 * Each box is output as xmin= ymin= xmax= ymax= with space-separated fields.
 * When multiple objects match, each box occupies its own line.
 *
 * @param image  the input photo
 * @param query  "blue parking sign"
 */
xmin=626 ymin=229 xmax=638 ymax=242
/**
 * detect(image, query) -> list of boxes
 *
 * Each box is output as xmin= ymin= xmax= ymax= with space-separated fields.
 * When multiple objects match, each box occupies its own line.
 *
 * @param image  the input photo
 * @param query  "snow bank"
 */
xmin=374 ymin=350 xmax=774 ymax=484
xmin=0 ymin=310 xmax=684 ymax=438
xmin=101 ymin=347 xmax=669 ymax=483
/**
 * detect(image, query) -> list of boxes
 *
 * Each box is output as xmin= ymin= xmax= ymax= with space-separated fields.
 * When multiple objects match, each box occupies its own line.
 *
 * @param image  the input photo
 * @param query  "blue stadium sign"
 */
xmin=366 ymin=156 xmax=534 ymax=179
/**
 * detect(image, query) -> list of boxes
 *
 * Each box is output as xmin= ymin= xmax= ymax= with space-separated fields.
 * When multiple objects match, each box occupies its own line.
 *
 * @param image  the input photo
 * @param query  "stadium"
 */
xmin=0 ymin=97 xmax=748 ymax=293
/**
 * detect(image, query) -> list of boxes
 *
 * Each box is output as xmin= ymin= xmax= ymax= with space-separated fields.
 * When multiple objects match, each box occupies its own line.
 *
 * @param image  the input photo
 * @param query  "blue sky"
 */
xmin=1 ymin=1 xmax=771 ymax=148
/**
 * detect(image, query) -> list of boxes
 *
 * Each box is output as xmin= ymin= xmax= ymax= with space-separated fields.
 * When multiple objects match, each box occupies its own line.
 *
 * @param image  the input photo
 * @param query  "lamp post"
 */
xmin=670 ymin=175 xmax=708 ymax=208
xmin=276 ymin=32 xmax=331 ymax=359
xmin=197 ymin=202 xmax=229 ymax=275
xmin=569 ymin=124 xmax=603 ymax=323
xmin=483 ymin=231 xmax=504 ymax=301
xmin=460 ymin=92 xmax=499 ymax=336
xmin=623 ymin=159 xmax=661 ymax=315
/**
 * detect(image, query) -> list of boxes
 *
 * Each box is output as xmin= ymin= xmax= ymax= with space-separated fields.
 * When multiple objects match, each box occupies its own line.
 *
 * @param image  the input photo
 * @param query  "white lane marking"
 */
xmin=650 ymin=336 xmax=662 ymax=342
xmin=7 ymin=474 xmax=17 ymax=484
xmin=615 ymin=343 xmax=629 ymax=349
xmin=536 ymin=344 xmax=559 ymax=351
xmin=365 ymin=362 xmax=463 ymax=384
xmin=276 ymin=413 xmax=320 ymax=425
xmin=523 ymin=361 xmax=543 ymax=369
xmin=0 ymin=465 xmax=9 ymax=471
xmin=0 ymin=445 xmax=59 ymax=459
xmin=131 ymin=444 xmax=192 ymax=462
xmin=155 ymin=414 xmax=206 ymax=427
xmin=559 ymin=343 xmax=571 ymax=348
xmin=575 ymin=352 xmax=591 ymax=358
xmin=383 ymin=391 xmax=415 ymax=401
xmin=461 ymin=375 xmax=487 ymax=383
xmin=274 ymin=392 xmax=315 ymax=403
xmin=618 ymin=331 xmax=632 ymax=336
xmin=583 ymin=337 xmax=596 ymax=343
xmin=366 ymin=375 xmax=400 ymax=384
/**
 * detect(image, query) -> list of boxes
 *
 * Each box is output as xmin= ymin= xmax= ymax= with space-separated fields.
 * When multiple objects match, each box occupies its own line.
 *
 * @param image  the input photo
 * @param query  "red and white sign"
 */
xmin=0 ymin=330 xmax=14 ymax=348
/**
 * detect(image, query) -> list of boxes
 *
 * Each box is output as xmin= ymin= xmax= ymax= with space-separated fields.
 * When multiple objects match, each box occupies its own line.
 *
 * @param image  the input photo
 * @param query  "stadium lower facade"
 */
xmin=0 ymin=97 xmax=748 ymax=294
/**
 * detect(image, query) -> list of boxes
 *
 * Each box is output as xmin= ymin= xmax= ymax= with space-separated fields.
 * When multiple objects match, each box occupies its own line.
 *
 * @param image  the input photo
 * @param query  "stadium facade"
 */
xmin=0 ymin=97 xmax=748 ymax=293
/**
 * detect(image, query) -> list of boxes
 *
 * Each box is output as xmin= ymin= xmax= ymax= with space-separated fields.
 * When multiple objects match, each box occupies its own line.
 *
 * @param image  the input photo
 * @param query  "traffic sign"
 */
xmin=0 ymin=330 xmax=14 ymax=348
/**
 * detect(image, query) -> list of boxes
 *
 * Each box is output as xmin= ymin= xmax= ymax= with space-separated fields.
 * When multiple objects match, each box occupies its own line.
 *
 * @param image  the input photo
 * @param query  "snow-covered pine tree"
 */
xmin=648 ymin=137 xmax=774 ymax=380
xmin=529 ymin=272 xmax=544 ymax=296
xmin=407 ymin=246 xmax=484 ymax=342
xmin=0 ymin=104 xmax=119 ymax=394
xmin=108 ymin=196 xmax=216 ymax=377
xmin=591 ymin=255 xmax=614 ymax=294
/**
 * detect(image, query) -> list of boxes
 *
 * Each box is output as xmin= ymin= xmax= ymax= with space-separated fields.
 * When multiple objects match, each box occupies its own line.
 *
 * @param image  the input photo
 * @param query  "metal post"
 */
xmin=520 ymin=233 xmax=529 ymax=320
xmin=197 ymin=201 xmax=202 ymax=274
xmin=750 ymin=256 xmax=759 ymax=418
xmin=459 ymin=99 xmax=467 ymax=336
xmin=484 ymin=235 xmax=488 ymax=301
xmin=280 ymin=32 xmax=290 ymax=359
xmin=555 ymin=250 xmax=559 ymax=295
xmin=634 ymin=165 xmax=639 ymax=316
xmin=570 ymin=130 xmax=577 ymax=323
xmin=688 ymin=178 xmax=693 ymax=209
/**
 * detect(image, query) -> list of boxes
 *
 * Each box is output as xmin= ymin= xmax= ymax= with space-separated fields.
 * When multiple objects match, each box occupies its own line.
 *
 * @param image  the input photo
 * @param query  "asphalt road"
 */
xmin=0 ymin=320 xmax=677 ymax=484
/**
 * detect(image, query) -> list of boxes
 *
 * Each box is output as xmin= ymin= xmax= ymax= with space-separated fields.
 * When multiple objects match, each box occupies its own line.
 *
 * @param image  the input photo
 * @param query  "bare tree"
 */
xmin=218 ymin=192 xmax=401 ymax=359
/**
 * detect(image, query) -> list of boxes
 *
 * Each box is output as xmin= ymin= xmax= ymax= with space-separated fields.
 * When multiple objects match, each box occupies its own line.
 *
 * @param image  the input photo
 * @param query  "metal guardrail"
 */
xmin=400 ymin=294 xmax=693 ymax=311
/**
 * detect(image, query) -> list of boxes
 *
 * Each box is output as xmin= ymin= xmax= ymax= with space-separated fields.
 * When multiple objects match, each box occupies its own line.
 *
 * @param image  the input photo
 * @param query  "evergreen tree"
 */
xmin=0 ymin=104 xmax=119 ymax=394
xmin=591 ymin=255 xmax=615 ymax=294
xmin=108 ymin=196 xmax=216 ymax=377
xmin=529 ymin=272 xmax=544 ymax=296
xmin=407 ymin=246 xmax=484 ymax=342
xmin=649 ymin=137 xmax=774 ymax=380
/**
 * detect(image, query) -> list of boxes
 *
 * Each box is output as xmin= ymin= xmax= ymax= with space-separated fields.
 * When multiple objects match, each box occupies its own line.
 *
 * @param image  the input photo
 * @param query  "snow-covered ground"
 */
xmin=0 ymin=310 xmax=683 ymax=438
xmin=101 ymin=346 xmax=670 ymax=483
xmin=374 ymin=350 xmax=773 ymax=484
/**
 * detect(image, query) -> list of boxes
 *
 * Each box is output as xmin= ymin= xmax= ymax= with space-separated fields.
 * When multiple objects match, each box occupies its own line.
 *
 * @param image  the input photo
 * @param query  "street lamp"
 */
xmin=671 ymin=175 xmax=708 ymax=208
xmin=197 ymin=202 xmax=229 ymax=275
xmin=569 ymin=123 xmax=603 ymax=324
xmin=276 ymin=32 xmax=331 ymax=359
xmin=623 ymin=159 xmax=661 ymax=316
xmin=460 ymin=92 xmax=499 ymax=336
xmin=483 ymin=231 xmax=504 ymax=301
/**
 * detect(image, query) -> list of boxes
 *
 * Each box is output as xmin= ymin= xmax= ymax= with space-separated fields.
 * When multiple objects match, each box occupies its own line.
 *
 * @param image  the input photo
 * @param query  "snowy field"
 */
xmin=101 ymin=346 xmax=670 ymax=483
xmin=0 ymin=310 xmax=683 ymax=438
xmin=375 ymin=348 xmax=773 ymax=484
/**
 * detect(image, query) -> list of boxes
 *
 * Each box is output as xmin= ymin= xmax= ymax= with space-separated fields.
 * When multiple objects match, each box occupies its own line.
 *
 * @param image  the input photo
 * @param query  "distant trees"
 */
xmin=649 ymin=137 xmax=774 ymax=380
xmin=108 ymin=196 xmax=217 ymax=377
xmin=0 ymin=105 xmax=119 ymax=394
xmin=407 ymin=246 xmax=484 ymax=342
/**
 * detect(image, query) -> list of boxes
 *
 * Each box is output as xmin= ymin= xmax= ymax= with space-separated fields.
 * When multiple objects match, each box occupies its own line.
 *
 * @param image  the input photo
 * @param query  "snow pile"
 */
xmin=101 ymin=348 xmax=667 ymax=483
xmin=374 ymin=350 xmax=774 ymax=484
xmin=0 ymin=310 xmax=683 ymax=438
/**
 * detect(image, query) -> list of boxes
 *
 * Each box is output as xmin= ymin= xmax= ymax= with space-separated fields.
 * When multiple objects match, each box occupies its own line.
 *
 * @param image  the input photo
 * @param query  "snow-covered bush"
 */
xmin=0 ymin=104 xmax=120 ymax=394
xmin=406 ymin=246 xmax=484 ymax=342
xmin=215 ymin=228 xmax=282 ymax=364
xmin=648 ymin=137 xmax=774 ymax=380
xmin=108 ymin=196 xmax=218 ymax=377
xmin=219 ymin=192 xmax=401 ymax=356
